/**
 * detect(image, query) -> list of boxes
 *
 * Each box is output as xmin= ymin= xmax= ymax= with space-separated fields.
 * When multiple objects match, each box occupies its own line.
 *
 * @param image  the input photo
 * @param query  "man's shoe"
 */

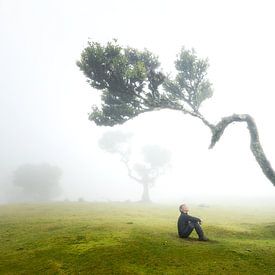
xmin=198 ymin=236 xmax=209 ymax=241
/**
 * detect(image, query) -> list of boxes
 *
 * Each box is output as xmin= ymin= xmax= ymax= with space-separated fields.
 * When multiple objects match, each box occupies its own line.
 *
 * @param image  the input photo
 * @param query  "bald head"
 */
xmin=179 ymin=204 xmax=189 ymax=213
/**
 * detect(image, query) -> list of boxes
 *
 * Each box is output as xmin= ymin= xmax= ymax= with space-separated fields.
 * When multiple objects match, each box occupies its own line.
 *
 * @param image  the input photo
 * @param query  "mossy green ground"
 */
xmin=0 ymin=202 xmax=274 ymax=274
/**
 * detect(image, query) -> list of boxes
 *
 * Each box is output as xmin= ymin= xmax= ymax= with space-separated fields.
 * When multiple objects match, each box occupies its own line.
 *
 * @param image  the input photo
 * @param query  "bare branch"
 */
xmin=121 ymin=158 xmax=143 ymax=183
xmin=209 ymin=114 xmax=275 ymax=186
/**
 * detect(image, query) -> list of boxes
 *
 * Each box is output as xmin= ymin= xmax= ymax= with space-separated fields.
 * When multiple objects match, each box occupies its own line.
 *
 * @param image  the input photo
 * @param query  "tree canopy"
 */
xmin=77 ymin=40 xmax=212 ymax=126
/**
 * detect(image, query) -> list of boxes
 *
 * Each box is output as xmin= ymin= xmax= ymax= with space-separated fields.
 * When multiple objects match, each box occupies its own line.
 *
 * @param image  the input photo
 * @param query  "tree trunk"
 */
xmin=209 ymin=114 xmax=275 ymax=186
xmin=141 ymin=183 xmax=151 ymax=202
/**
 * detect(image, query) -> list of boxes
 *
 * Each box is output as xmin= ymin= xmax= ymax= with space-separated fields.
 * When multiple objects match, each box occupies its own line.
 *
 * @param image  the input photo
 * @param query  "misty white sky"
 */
xmin=1 ymin=0 xmax=275 ymax=202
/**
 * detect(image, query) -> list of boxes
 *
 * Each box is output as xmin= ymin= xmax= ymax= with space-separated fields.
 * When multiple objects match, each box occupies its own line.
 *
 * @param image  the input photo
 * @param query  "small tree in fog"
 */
xmin=13 ymin=163 xmax=62 ymax=202
xmin=77 ymin=40 xmax=275 ymax=187
xmin=130 ymin=145 xmax=171 ymax=202
xmin=99 ymin=131 xmax=170 ymax=202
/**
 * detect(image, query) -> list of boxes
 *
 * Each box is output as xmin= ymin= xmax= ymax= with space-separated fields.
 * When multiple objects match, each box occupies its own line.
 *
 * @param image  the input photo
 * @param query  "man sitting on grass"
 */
xmin=177 ymin=204 xmax=208 ymax=241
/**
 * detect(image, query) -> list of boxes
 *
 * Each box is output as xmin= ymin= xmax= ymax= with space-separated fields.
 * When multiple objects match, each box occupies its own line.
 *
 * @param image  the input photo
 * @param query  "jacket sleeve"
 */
xmin=186 ymin=214 xmax=201 ymax=223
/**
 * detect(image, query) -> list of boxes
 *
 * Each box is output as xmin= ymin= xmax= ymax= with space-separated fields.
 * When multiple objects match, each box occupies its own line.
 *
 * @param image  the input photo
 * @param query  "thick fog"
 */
xmin=1 ymin=0 xmax=275 ymax=204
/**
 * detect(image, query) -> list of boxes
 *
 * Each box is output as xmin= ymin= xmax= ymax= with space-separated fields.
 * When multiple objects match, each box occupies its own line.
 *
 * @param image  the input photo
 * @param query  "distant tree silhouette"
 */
xmin=99 ymin=131 xmax=170 ymax=202
xmin=13 ymin=163 xmax=62 ymax=201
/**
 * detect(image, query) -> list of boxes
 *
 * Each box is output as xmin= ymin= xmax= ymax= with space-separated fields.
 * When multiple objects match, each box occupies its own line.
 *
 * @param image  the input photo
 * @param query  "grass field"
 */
xmin=0 ymin=202 xmax=275 ymax=274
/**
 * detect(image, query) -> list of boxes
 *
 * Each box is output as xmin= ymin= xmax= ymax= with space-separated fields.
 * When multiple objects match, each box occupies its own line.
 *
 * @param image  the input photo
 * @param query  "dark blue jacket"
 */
xmin=177 ymin=212 xmax=201 ymax=237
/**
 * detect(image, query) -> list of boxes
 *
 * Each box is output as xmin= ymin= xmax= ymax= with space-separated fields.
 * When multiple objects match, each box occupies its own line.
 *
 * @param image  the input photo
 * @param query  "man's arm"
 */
xmin=186 ymin=214 xmax=201 ymax=223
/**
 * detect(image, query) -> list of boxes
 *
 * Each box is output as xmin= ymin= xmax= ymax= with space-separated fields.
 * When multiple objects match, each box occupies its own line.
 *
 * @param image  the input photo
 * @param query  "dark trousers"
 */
xmin=181 ymin=221 xmax=204 ymax=239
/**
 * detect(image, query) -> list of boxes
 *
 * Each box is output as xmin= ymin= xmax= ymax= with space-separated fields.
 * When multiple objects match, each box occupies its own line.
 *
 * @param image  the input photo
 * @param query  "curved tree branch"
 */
xmin=209 ymin=114 xmax=275 ymax=186
xmin=164 ymin=103 xmax=215 ymax=131
xmin=156 ymin=103 xmax=275 ymax=187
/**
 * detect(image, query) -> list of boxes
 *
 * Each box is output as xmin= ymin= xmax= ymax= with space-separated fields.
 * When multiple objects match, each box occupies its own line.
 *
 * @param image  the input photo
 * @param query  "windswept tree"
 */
xmin=99 ymin=131 xmax=170 ymax=202
xmin=77 ymin=40 xmax=275 ymax=187
xmin=13 ymin=163 xmax=62 ymax=202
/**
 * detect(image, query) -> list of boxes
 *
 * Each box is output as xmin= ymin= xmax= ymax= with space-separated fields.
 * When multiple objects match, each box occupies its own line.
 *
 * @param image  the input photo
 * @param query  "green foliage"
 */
xmin=164 ymin=47 xmax=213 ymax=111
xmin=77 ymin=41 xmax=213 ymax=126
xmin=77 ymin=40 xmax=165 ymax=126
xmin=0 ymin=203 xmax=275 ymax=274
